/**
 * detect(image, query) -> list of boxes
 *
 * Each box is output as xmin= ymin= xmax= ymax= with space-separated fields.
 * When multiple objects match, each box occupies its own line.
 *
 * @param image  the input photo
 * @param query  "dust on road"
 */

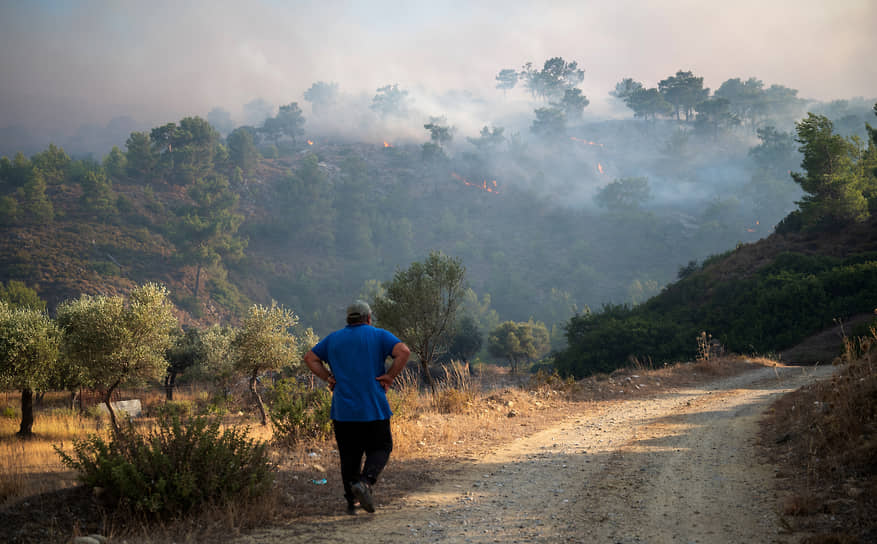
xmin=237 ymin=364 xmax=835 ymax=543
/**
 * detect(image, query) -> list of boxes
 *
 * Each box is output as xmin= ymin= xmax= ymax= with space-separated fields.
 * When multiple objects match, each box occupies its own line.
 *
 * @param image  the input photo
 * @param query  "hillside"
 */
xmin=556 ymin=215 xmax=877 ymax=376
xmin=0 ymin=120 xmax=790 ymax=337
xmin=1 ymin=97 xmax=874 ymax=357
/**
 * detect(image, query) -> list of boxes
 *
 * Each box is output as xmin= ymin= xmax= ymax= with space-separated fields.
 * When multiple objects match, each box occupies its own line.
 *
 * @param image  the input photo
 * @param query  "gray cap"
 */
xmin=346 ymin=300 xmax=372 ymax=320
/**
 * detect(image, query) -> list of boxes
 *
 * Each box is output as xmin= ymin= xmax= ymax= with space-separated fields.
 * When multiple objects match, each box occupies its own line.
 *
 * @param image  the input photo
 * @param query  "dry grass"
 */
xmin=0 ymin=408 xmax=101 ymax=505
xmin=0 ymin=356 xmax=778 ymax=543
xmin=761 ymin=325 xmax=877 ymax=543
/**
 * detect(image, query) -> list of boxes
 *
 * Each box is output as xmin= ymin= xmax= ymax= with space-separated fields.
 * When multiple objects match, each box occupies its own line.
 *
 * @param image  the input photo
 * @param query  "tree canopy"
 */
xmin=232 ymin=302 xmax=299 ymax=425
xmin=304 ymin=81 xmax=340 ymax=115
xmin=495 ymin=69 xmax=518 ymax=94
xmin=0 ymin=280 xmax=46 ymax=311
xmin=790 ymin=112 xmax=872 ymax=227
xmin=371 ymin=84 xmax=410 ymax=118
xmin=373 ymin=251 xmax=467 ymax=391
xmin=0 ymin=302 xmax=61 ymax=435
xmin=262 ymin=102 xmax=306 ymax=145
xmin=521 ymin=57 xmax=585 ymax=101
xmin=658 ymin=70 xmax=709 ymax=121
xmin=55 ymin=283 xmax=177 ymax=431
xmin=487 ymin=320 xmax=550 ymax=374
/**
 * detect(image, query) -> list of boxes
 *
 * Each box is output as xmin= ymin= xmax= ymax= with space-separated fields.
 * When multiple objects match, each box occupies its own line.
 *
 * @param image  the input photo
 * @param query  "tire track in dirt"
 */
xmin=237 ymin=364 xmax=836 ymax=543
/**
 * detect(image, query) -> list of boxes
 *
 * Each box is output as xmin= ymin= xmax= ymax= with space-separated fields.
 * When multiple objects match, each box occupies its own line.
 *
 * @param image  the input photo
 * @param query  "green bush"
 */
xmin=556 ymin=251 xmax=877 ymax=378
xmin=268 ymin=378 xmax=332 ymax=447
xmin=55 ymin=413 xmax=275 ymax=518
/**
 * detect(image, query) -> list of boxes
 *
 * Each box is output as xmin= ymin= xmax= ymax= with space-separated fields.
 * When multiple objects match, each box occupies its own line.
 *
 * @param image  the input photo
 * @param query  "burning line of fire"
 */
xmin=570 ymin=136 xmax=604 ymax=147
xmin=383 ymin=141 xmax=392 ymax=148
xmin=452 ymin=173 xmax=500 ymax=194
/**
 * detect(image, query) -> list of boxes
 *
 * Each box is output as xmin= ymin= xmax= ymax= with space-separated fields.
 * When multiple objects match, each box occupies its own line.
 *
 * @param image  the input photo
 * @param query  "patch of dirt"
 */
xmin=0 ymin=486 xmax=111 ymax=543
xmin=0 ymin=361 xmax=841 ymax=543
xmin=234 ymin=364 xmax=837 ymax=543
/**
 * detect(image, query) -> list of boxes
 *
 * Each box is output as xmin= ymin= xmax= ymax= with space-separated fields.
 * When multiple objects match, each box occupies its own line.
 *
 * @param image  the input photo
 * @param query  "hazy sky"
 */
xmin=1 ymin=0 xmax=874 ymax=135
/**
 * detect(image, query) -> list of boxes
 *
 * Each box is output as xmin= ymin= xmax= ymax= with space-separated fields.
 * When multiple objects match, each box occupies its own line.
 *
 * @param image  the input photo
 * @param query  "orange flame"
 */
xmin=307 ymin=140 xmax=314 ymax=146
xmin=383 ymin=141 xmax=392 ymax=148
xmin=570 ymin=136 xmax=603 ymax=147
xmin=452 ymin=172 xmax=500 ymax=194
xmin=597 ymin=163 xmax=605 ymax=174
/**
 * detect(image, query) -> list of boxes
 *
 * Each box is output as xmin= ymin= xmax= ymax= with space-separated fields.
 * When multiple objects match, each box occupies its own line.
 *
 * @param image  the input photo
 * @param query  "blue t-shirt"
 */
xmin=310 ymin=324 xmax=401 ymax=422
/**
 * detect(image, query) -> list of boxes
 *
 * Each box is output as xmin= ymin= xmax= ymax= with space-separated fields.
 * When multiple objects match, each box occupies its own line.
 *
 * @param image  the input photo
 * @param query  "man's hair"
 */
xmin=346 ymin=300 xmax=371 ymax=325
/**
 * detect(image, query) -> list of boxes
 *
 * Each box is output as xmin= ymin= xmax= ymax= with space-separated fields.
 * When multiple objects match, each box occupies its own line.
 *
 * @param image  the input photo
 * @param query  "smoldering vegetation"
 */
xmin=1 ymin=62 xmax=875 ymax=342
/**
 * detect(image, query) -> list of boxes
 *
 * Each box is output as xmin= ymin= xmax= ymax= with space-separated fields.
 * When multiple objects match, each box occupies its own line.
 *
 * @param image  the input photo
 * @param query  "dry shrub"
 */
xmin=442 ymin=361 xmax=473 ymax=392
xmin=433 ymin=362 xmax=478 ymax=414
xmin=690 ymin=354 xmax=768 ymax=377
xmin=387 ymin=368 xmax=425 ymax=419
xmin=434 ymin=388 xmax=472 ymax=414
xmin=763 ymin=325 xmax=877 ymax=541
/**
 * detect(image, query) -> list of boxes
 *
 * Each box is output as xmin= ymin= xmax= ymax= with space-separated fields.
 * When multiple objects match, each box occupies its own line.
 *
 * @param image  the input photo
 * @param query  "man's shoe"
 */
xmin=346 ymin=502 xmax=357 ymax=515
xmin=351 ymin=481 xmax=375 ymax=513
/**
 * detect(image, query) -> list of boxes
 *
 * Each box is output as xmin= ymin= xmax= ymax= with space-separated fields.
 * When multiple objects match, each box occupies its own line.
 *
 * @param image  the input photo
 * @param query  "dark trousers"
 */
xmin=333 ymin=419 xmax=393 ymax=504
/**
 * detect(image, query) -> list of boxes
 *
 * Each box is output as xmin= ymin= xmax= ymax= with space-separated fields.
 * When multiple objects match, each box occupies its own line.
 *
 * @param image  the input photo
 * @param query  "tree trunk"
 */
xmin=165 ymin=371 xmax=177 ymax=401
xmin=17 ymin=388 xmax=34 ymax=437
xmin=250 ymin=374 xmax=268 ymax=426
xmin=419 ymin=360 xmax=437 ymax=395
xmin=69 ymin=389 xmax=79 ymax=412
xmin=104 ymin=381 xmax=121 ymax=435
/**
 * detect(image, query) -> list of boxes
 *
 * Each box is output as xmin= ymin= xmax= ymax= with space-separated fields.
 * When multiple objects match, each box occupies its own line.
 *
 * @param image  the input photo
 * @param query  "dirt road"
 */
xmin=239 ymin=364 xmax=836 ymax=543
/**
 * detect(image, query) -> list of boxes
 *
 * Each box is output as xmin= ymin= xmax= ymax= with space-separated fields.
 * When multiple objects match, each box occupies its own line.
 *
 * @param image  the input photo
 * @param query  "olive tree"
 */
xmin=56 ymin=283 xmax=177 ymax=432
xmin=232 ymin=303 xmax=298 ymax=425
xmin=197 ymin=323 xmax=237 ymax=393
xmin=488 ymin=320 xmax=551 ymax=374
xmin=0 ymin=302 xmax=61 ymax=436
xmin=373 ymin=251 xmax=466 ymax=392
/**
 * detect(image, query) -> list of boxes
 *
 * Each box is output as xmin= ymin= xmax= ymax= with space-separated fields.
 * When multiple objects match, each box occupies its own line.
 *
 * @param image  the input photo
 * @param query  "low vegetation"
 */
xmin=0 ymin=355 xmax=774 ymax=543
xmin=56 ymin=413 xmax=275 ymax=519
xmin=556 ymin=236 xmax=877 ymax=377
xmin=762 ymin=321 xmax=877 ymax=542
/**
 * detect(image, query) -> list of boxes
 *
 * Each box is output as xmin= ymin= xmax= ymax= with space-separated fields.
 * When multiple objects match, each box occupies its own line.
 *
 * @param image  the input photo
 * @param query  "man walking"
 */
xmin=304 ymin=300 xmax=410 ymax=514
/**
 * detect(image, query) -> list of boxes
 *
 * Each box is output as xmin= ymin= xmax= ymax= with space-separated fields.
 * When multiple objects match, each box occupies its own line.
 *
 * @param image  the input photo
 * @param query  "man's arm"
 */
xmin=304 ymin=350 xmax=336 ymax=390
xmin=376 ymin=342 xmax=411 ymax=391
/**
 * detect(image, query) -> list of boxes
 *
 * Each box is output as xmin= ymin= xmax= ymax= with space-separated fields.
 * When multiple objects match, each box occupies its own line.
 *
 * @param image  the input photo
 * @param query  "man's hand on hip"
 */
xmin=376 ymin=374 xmax=394 ymax=392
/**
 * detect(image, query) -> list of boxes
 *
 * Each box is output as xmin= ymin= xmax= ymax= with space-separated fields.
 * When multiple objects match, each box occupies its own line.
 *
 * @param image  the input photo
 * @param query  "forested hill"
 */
xmin=556 ymin=214 xmax=877 ymax=377
xmin=0 ymin=71 xmax=875 ymax=355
